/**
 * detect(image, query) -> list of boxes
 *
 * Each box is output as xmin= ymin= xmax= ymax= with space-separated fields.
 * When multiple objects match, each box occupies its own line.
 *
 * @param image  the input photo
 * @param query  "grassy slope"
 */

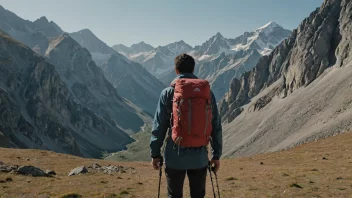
xmin=1 ymin=132 xmax=352 ymax=197
xmin=105 ymin=125 xmax=152 ymax=162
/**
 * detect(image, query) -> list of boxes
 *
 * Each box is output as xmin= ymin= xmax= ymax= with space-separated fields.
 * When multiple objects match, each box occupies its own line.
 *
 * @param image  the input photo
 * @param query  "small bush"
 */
xmin=225 ymin=176 xmax=238 ymax=181
xmin=119 ymin=191 xmax=129 ymax=195
xmin=60 ymin=193 xmax=83 ymax=198
xmin=101 ymin=151 xmax=110 ymax=159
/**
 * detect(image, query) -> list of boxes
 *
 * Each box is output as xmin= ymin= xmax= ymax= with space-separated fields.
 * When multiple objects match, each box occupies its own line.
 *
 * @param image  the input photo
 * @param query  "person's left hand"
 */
xmin=210 ymin=159 xmax=220 ymax=173
xmin=151 ymin=157 xmax=162 ymax=170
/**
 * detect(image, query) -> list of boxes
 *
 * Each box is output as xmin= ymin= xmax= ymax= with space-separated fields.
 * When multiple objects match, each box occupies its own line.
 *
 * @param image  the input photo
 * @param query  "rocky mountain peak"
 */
xmin=130 ymin=41 xmax=154 ymax=53
xmin=217 ymin=0 xmax=352 ymax=159
xmin=78 ymin=28 xmax=94 ymax=35
xmin=34 ymin=16 xmax=49 ymax=24
xmin=255 ymin=21 xmax=280 ymax=31
xmin=220 ymin=0 xmax=349 ymax=122
xmin=214 ymin=32 xmax=224 ymax=38
xmin=165 ymin=40 xmax=193 ymax=55
xmin=70 ymin=29 xmax=114 ymax=58
xmin=210 ymin=32 xmax=226 ymax=43
xmin=45 ymin=33 xmax=79 ymax=56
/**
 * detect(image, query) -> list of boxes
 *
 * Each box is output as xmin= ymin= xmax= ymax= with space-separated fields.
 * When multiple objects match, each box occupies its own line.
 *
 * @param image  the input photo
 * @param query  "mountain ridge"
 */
xmin=45 ymin=33 xmax=147 ymax=133
xmin=158 ymin=22 xmax=291 ymax=100
xmin=0 ymin=29 xmax=134 ymax=157
xmin=219 ymin=0 xmax=352 ymax=158
xmin=70 ymin=28 xmax=165 ymax=114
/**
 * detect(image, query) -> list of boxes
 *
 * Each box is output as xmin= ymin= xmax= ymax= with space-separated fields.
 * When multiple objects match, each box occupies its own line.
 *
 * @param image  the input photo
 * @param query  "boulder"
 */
xmin=68 ymin=166 xmax=88 ymax=176
xmin=45 ymin=170 xmax=56 ymax=175
xmin=17 ymin=166 xmax=49 ymax=177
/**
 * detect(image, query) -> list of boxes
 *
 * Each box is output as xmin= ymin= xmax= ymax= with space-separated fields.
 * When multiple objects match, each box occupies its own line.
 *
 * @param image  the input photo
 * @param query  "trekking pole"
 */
xmin=158 ymin=157 xmax=164 ymax=198
xmin=212 ymin=167 xmax=221 ymax=198
xmin=208 ymin=162 xmax=216 ymax=198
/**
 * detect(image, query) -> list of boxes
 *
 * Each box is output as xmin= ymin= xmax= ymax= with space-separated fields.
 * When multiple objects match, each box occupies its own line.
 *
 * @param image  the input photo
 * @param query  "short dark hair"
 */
xmin=174 ymin=53 xmax=195 ymax=73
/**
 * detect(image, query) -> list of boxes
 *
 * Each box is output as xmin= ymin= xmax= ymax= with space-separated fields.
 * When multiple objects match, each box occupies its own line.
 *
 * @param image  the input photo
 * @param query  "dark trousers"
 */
xmin=165 ymin=166 xmax=207 ymax=198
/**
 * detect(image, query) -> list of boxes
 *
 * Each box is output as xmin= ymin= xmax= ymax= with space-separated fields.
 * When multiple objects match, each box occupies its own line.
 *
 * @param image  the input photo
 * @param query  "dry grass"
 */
xmin=1 ymin=132 xmax=352 ymax=197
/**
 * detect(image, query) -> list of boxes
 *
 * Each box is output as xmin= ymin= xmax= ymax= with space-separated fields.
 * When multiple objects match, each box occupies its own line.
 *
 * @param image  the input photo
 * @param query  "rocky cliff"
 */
xmin=45 ymin=34 xmax=147 ymax=134
xmin=0 ymin=30 xmax=134 ymax=158
xmin=220 ymin=0 xmax=352 ymax=158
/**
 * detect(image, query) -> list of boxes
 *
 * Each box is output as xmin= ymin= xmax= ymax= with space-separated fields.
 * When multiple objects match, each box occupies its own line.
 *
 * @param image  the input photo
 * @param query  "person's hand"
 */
xmin=210 ymin=159 xmax=220 ymax=173
xmin=151 ymin=157 xmax=162 ymax=170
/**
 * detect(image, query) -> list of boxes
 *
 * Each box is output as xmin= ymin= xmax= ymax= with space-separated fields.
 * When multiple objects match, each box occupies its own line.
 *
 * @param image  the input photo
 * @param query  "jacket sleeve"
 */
xmin=150 ymin=88 xmax=170 ymax=158
xmin=210 ymin=92 xmax=223 ymax=160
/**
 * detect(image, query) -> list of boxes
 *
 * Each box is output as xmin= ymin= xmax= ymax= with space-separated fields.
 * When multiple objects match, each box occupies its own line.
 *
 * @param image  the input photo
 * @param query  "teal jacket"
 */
xmin=150 ymin=73 xmax=223 ymax=170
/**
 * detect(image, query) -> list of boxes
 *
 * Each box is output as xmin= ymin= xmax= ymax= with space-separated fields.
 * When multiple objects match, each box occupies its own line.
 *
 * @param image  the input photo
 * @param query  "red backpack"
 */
xmin=171 ymin=78 xmax=212 ymax=147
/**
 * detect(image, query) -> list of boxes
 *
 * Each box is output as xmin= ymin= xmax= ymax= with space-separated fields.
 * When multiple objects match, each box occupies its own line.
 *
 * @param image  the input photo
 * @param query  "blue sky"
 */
xmin=0 ymin=0 xmax=323 ymax=47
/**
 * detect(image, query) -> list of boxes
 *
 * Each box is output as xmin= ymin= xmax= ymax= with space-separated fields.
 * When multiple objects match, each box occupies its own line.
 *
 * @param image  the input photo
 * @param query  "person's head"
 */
xmin=174 ymin=53 xmax=195 ymax=74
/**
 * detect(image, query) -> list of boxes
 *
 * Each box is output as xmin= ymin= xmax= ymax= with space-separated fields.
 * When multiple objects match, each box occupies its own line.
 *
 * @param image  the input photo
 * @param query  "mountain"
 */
xmin=0 ymin=6 xmax=153 ymax=157
xmin=69 ymin=29 xmax=115 ymax=66
xmin=112 ymin=42 xmax=155 ymax=55
xmin=0 ymin=30 xmax=133 ymax=158
xmin=100 ymin=54 xmax=165 ymax=114
xmin=164 ymin=40 xmax=193 ymax=55
xmin=0 ymin=6 xmax=63 ymax=54
xmin=33 ymin=16 xmax=64 ymax=37
xmin=159 ymin=23 xmax=291 ymax=100
xmin=191 ymin=32 xmax=232 ymax=59
xmin=116 ymin=40 xmax=194 ymax=78
xmin=45 ymin=34 xmax=147 ymax=134
xmin=112 ymin=44 xmax=131 ymax=55
xmin=69 ymin=29 xmax=165 ymax=114
xmin=220 ymin=0 xmax=352 ymax=158
xmin=191 ymin=22 xmax=292 ymax=59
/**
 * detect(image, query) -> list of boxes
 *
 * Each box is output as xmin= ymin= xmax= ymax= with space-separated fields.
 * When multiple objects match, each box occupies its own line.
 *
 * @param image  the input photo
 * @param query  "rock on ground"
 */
xmin=17 ymin=166 xmax=49 ymax=177
xmin=68 ymin=166 xmax=88 ymax=176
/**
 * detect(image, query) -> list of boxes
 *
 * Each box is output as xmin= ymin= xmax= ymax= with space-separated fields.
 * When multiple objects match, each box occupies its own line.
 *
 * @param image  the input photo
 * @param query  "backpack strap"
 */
xmin=188 ymin=99 xmax=192 ymax=134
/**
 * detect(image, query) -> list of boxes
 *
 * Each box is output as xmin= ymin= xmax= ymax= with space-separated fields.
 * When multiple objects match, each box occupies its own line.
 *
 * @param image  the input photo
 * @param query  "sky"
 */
xmin=0 ymin=0 xmax=323 ymax=47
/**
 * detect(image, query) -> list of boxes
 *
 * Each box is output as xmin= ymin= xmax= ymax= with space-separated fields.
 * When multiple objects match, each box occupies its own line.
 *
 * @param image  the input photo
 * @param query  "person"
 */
xmin=150 ymin=53 xmax=223 ymax=198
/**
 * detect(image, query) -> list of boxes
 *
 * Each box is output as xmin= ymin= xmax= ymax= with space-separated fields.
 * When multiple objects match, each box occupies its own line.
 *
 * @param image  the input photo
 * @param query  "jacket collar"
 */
xmin=177 ymin=73 xmax=198 ymax=79
xmin=171 ymin=73 xmax=198 ymax=85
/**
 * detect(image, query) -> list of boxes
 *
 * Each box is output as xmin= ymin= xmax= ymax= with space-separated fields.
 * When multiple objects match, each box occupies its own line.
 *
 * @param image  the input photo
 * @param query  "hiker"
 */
xmin=150 ymin=53 xmax=223 ymax=198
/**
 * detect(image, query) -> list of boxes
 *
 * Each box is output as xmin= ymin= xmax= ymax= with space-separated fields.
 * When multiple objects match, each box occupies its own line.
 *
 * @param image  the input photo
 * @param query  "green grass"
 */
xmin=106 ymin=125 xmax=153 ymax=162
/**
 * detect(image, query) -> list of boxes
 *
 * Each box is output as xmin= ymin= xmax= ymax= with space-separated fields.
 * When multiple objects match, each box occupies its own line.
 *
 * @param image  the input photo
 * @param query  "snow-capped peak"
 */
xmin=255 ymin=21 xmax=281 ymax=33
xmin=229 ymin=21 xmax=290 ymax=56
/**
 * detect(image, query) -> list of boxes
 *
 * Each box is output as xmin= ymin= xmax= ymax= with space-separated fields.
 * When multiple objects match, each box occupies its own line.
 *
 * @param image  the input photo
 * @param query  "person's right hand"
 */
xmin=210 ymin=159 xmax=220 ymax=173
xmin=151 ymin=157 xmax=161 ymax=170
